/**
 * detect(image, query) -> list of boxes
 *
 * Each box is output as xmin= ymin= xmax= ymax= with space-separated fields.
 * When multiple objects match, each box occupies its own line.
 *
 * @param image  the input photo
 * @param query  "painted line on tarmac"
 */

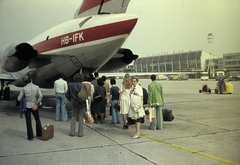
xmin=141 ymin=133 xmax=240 ymax=165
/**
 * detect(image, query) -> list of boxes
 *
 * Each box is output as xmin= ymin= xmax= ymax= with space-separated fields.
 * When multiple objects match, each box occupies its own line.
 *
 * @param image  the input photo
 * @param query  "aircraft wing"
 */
xmin=74 ymin=0 xmax=131 ymax=18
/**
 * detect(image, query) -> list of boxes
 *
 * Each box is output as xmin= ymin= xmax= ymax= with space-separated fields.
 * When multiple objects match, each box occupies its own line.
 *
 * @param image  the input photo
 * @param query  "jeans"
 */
xmin=219 ymin=84 xmax=223 ymax=93
xmin=111 ymin=100 xmax=121 ymax=124
xmin=149 ymin=106 xmax=163 ymax=130
xmin=56 ymin=93 xmax=68 ymax=121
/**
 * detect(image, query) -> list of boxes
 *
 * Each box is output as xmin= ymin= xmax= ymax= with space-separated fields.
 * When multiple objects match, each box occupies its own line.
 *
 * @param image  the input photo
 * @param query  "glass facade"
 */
xmin=133 ymin=51 xmax=205 ymax=72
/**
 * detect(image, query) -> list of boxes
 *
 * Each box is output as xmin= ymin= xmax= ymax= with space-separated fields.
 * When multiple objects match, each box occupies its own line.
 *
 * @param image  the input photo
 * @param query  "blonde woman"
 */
xmin=119 ymin=73 xmax=132 ymax=129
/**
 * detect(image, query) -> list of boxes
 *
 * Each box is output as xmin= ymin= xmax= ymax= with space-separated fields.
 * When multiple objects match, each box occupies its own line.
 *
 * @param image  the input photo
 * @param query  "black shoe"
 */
xmin=36 ymin=136 xmax=42 ymax=139
xmin=123 ymin=124 xmax=129 ymax=129
xmin=100 ymin=120 xmax=103 ymax=124
xmin=27 ymin=138 xmax=33 ymax=141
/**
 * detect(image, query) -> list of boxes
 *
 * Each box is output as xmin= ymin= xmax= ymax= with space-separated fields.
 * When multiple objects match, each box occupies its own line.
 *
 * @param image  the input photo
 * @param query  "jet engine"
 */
xmin=0 ymin=43 xmax=38 ymax=72
xmin=98 ymin=48 xmax=138 ymax=72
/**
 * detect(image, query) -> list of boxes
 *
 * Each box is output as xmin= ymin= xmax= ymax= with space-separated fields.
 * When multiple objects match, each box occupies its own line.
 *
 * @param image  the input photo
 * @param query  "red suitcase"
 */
xmin=42 ymin=124 xmax=54 ymax=140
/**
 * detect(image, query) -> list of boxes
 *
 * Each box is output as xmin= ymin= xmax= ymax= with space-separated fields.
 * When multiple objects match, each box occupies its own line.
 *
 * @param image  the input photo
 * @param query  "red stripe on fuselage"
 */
xmin=78 ymin=0 xmax=111 ymax=16
xmin=32 ymin=19 xmax=137 ymax=54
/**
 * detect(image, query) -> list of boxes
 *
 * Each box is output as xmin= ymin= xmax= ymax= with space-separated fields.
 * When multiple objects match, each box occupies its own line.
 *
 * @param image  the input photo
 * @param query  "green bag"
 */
xmin=77 ymin=84 xmax=88 ymax=103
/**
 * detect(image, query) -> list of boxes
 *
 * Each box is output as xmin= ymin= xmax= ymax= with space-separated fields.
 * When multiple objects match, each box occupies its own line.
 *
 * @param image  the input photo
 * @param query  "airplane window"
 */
xmin=79 ymin=16 xmax=92 ymax=28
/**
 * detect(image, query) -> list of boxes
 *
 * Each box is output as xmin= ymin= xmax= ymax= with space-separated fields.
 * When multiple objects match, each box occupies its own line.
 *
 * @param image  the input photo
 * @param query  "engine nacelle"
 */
xmin=98 ymin=48 xmax=138 ymax=72
xmin=0 ymin=43 xmax=38 ymax=72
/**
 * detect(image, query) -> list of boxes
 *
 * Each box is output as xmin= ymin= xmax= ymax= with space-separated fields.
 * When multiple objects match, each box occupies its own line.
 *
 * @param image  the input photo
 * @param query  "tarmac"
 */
xmin=0 ymin=79 xmax=239 ymax=165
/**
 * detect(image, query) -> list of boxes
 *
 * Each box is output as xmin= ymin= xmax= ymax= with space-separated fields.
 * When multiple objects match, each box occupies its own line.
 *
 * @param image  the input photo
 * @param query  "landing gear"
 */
xmin=4 ymin=86 xmax=10 ymax=100
xmin=0 ymin=80 xmax=11 ymax=100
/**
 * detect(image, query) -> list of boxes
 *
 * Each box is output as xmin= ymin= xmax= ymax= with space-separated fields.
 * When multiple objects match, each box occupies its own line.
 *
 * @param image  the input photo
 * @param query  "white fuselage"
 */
xmin=0 ymin=13 xmax=138 ymax=88
xmin=29 ymin=14 xmax=137 ymax=70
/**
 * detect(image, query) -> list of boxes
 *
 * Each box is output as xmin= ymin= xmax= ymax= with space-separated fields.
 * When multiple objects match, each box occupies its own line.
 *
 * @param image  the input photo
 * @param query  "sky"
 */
xmin=0 ymin=0 xmax=240 ymax=58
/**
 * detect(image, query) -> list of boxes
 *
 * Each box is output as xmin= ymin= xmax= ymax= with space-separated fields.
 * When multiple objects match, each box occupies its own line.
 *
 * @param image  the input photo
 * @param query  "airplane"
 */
xmin=0 ymin=0 xmax=138 ymax=100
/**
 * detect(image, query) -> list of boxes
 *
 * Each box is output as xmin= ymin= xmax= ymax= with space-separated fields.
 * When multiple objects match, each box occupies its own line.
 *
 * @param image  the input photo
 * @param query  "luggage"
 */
xmin=84 ymin=99 xmax=94 ymax=124
xmin=42 ymin=124 xmax=54 ymax=140
xmin=145 ymin=107 xmax=155 ymax=122
xmin=162 ymin=107 xmax=174 ymax=122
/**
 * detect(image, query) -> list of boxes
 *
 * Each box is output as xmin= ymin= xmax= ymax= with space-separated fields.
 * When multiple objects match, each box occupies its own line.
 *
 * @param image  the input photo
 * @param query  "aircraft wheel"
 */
xmin=199 ymin=90 xmax=202 ymax=93
xmin=4 ymin=87 xmax=10 ymax=100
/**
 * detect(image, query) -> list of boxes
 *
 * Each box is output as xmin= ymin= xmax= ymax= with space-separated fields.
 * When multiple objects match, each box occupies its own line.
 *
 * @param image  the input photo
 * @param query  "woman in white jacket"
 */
xmin=129 ymin=77 xmax=145 ymax=139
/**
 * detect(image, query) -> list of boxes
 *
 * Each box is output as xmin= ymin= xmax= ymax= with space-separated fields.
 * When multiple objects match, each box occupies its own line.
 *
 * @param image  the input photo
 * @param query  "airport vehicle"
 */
xmin=199 ymin=84 xmax=211 ymax=93
xmin=0 ymin=0 xmax=138 ymax=100
xmin=215 ymin=82 xmax=233 ymax=94
xmin=157 ymin=75 xmax=168 ymax=80
xmin=228 ymin=71 xmax=240 ymax=81
xmin=200 ymin=72 xmax=209 ymax=81
xmin=215 ymin=71 xmax=227 ymax=81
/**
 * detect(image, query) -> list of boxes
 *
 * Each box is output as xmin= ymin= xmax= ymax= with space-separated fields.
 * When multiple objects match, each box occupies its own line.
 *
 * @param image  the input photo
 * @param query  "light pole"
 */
xmin=207 ymin=33 xmax=215 ymax=78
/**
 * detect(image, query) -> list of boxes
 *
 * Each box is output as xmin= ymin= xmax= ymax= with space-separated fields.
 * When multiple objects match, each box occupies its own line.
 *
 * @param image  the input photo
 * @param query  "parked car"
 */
xmin=168 ymin=75 xmax=178 ymax=80
xmin=179 ymin=75 xmax=189 ymax=80
xmin=172 ymin=75 xmax=178 ymax=80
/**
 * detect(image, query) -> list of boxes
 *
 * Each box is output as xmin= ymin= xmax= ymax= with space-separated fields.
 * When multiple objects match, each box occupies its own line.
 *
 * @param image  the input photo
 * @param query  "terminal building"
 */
xmin=132 ymin=50 xmax=211 ymax=78
xmin=223 ymin=52 xmax=240 ymax=72
xmin=120 ymin=51 xmax=240 ymax=79
xmin=133 ymin=50 xmax=210 ymax=73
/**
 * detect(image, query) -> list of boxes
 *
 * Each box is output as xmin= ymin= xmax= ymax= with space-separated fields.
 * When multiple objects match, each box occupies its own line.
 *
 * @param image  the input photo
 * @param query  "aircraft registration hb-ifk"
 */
xmin=0 ymin=0 xmax=138 ymax=100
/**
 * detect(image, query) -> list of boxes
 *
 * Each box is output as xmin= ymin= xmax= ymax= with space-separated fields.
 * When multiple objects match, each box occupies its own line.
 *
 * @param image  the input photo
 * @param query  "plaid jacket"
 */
xmin=147 ymin=81 xmax=164 ymax=106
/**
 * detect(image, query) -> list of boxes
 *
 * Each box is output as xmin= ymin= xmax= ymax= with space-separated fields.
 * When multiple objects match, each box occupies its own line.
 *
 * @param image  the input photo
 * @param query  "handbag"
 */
xmin=84 ymin=100 xmax=94 ymax=124
xmin=130 ymin=94 xmax=142 ymax=112
xmin=113 ymin=102 xmax=120 ymax=112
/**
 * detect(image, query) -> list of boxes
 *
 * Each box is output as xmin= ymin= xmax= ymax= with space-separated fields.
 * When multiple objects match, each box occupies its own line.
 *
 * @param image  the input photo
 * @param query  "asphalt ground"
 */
xmin=0 ymin=79 xmax=239 ymax=165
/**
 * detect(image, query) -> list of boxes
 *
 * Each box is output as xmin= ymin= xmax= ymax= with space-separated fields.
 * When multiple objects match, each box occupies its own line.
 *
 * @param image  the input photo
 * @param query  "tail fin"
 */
xmin=74 ymin=0 xmax=130 ymax=18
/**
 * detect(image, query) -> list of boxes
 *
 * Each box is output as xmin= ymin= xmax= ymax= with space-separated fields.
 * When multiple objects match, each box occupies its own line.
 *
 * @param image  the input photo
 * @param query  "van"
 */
xmin=157 ymin=75 xmax=168 ymax=80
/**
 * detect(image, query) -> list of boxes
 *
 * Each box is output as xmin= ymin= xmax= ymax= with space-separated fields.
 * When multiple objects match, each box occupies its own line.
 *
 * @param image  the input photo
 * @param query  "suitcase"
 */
xmin=42 ymin=124 xmax=54 ymax=140
xmin=162 ymin=108 xmax=174 ymax=122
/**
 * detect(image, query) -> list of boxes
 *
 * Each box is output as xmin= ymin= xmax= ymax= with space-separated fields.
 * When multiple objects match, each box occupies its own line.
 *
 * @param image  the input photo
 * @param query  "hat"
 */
xmin=23 ymin=75 xmax=29 ymax=82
